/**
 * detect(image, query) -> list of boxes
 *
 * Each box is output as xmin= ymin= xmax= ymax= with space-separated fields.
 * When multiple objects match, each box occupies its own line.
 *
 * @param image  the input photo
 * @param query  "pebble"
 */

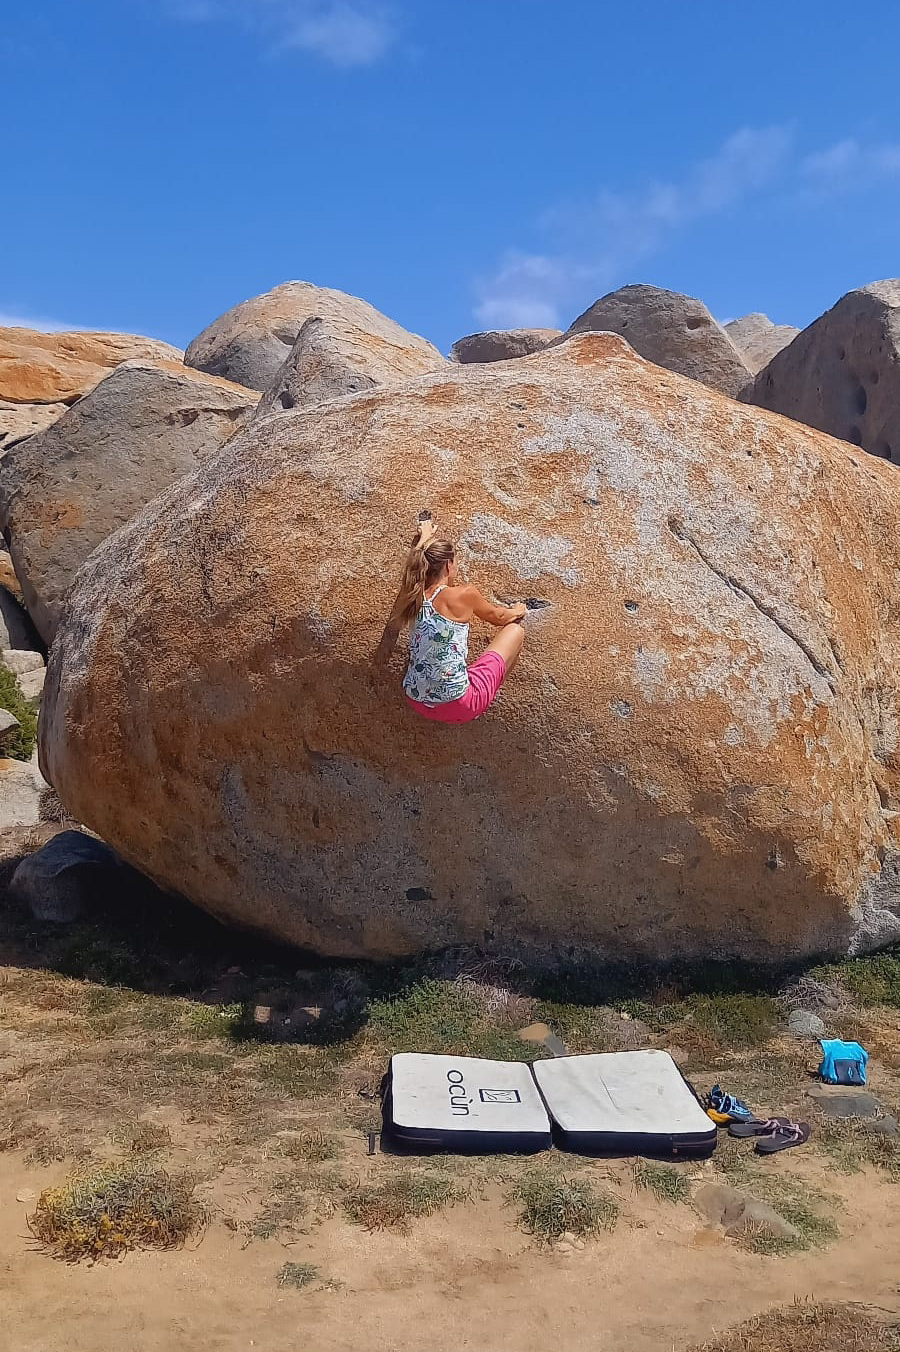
xmin=555 ymin=1241 xmax=573 ymax=1254
xmin=16 ymin=1188 xmax=37 ymax=1204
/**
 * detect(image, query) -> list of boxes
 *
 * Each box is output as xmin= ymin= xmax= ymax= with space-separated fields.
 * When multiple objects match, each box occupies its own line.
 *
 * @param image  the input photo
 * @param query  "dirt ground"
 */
xmin=2 ymin=823 xmax=900 ymax=1352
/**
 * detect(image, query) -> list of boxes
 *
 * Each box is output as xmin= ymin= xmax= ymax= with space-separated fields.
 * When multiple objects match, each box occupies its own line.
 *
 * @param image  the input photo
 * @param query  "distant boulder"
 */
xmin=0 ymin=327 xmax=183 ymax=454
xmin=185 ymin=281 xmax=443 ymax=393
xmin=565 ymin=284 xmax=752 ymax=397
xmin=724 ymin=313 xmax=800 ymax=374
xmin=0 ymin=360 xmax=257 ymax=643
xmin=450 ymin=329 xmax=561 ymax=364
xmin=255 ymin=313 xmax=443 ymax=419
xmin=743 ymin=280 xmax=900 ymax=463
xmin=0 ymin=400 xmax=68 ymax=456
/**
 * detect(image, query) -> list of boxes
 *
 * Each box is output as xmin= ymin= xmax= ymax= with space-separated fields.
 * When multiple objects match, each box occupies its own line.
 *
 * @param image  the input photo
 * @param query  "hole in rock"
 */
xmin=624 ymin=600 xmax=639 ymax=613
xmin=610 ymin=699 xmax=633 ymax=719
xmin=405 ymin=887 xmax=434 ymax=902
xmin=853 ymin=384 xmax=867 ymax=416
xmin=684 ymin=315 xmax=708 ymax=330
xmin=279 ymin=391 xmax=295 ymax=410
xmin=523 ymin=597 xmax=551 ymax=610
xmin=583 ymin=497 xmax=601 ymax=507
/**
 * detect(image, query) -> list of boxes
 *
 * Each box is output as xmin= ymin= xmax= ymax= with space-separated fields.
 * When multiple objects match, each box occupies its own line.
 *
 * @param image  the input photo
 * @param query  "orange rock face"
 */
xmin=0 ymin=328 xmax=183 ymax=405
xmin=40 ymin=335 xmax=900 ymax=967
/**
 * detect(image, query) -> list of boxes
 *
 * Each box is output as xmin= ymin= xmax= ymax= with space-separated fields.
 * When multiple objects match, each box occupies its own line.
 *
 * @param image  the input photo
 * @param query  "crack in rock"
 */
xmin=666 ymin=516 xmax=836 ymax=687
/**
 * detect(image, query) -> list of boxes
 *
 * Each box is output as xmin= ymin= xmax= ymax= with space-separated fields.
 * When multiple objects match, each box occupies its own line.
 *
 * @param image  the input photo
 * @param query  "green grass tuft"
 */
xmin=0 ymin=662 xmax=38 ymax=761
xmin=633 ymin=1159 xmax=692 ymax=1203
xmin=367 ymin=978 xmax=540 ymax=1061
xmin=810 ymin=952 xmax=900 ymax=1008
xmin=511 ymin=1171 xmax=618 ymax=1242
xmin=682 ymin=993 xmax=780 ymax=1048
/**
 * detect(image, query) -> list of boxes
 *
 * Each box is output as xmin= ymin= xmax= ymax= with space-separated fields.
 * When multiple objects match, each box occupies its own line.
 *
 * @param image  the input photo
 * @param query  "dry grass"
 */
xmin=693 ymin=1300 xmax=900 ymax=1351
xmin=276 ymin=1261 xmax=319 ymax=1290
xmin=29 ymin=1160 xmax=204 ymax=1262
xmin=275 ymin=1128 xmax=337 ymax=1164
xmin=342 ymin=1173 xmax=455 ymax=1231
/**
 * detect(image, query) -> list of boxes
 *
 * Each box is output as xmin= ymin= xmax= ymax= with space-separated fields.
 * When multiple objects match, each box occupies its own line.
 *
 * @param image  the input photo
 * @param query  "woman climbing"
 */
xmin=375 ymin=514 xmax=526 ymax=723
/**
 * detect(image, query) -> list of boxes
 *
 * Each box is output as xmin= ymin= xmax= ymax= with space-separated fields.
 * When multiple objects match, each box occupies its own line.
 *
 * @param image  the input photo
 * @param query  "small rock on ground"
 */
xmin=9 ymin=828 xmax=120 ymax=922
xmin=787 ymin=1009 xmax=827 ymax=1039
xmin=806 ymin=1086 xmax=884 ymax=1119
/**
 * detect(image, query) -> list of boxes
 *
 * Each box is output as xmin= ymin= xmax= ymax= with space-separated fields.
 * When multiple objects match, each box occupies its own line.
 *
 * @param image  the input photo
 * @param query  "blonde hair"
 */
xmin=390 ymin=534 xmax=455 ymax=628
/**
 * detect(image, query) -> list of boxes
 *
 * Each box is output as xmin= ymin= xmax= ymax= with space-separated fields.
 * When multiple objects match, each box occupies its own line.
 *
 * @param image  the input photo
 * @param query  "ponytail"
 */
xmin=390 ymin=533 xmax=456 ymax=628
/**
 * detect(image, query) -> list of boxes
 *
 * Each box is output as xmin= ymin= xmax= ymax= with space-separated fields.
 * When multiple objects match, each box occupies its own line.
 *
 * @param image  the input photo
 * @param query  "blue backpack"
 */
xmin=818 ymin=1038 xmax=868 ymax=1086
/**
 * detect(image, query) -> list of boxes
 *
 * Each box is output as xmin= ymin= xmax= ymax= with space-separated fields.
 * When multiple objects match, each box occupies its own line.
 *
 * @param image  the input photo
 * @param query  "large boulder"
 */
xmin=40 ymin=334 xmax=900 ymax=967
xmin=450 ymin=329 xmax=562 ymax=364
xmin=0 ymin=360 xmax=257 ymax=644
xmin=184 ymin=281 xmax=443 ymax=393
xmin=0 ymin=327 xmax=183 ymax=455
xmin=743 ymin=281 xmax=900 ymax=464
xmin=565 ymin=285 xmax=752 ymax=398
xmin=724 ymin=313 xmax=799 ymax=374
xmin=254 ymin=314 xmax=443 ymax=419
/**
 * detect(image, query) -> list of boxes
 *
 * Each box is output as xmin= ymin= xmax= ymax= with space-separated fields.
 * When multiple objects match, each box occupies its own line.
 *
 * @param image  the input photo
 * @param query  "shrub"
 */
xmin=0 ymin=662 xmax=37 ymax=761
xmin=29 ymin=1160 xmax=203 ymax=1261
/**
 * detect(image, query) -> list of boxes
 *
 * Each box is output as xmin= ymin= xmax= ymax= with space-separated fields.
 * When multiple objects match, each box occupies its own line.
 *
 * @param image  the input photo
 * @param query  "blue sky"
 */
xmin=4 ymin=1 xmax=900 ymax=355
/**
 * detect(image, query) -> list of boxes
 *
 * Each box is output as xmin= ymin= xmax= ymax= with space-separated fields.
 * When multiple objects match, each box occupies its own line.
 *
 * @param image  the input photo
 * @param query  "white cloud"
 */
xmin=801 ymin=137 xmax=900 ymax=187
xmin=0 ymin=308 xmax=74 ymax=333
xmin=162 ymin=0 xmax=396 ymax=66
xmin=475 ymin=126 xmax=795 ymax=330
xmin=474 ymin=125 xmax=900 ymax=330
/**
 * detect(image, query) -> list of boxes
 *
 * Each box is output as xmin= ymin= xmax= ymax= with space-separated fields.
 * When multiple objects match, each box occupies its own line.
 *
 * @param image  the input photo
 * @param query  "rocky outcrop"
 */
xmin=184 ymin=281 xmax=443 ymax=392
xmin=450 ymin=329 xmax=561 ymax=364
xmin=0 ymin=328 xmax=183 ymax=454
xmin=0 ymin=360 xmax=257 ymax=643
xmin=743 ymin=280 xmax=900 ymax=463
xmin=566 ymin=285 xmax=752 ymax=397
xmin=255 ymin=314 xmax=443 ymax=418
xmin=41 ymin=334 xmax=900 ymax=967
xmin=724 ymin=313 xmax=799 ymax=374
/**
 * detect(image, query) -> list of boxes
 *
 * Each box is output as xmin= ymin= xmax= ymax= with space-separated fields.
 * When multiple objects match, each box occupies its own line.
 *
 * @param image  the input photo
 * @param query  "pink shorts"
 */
xmin=405 ymin=651 xmax=507 ymax=724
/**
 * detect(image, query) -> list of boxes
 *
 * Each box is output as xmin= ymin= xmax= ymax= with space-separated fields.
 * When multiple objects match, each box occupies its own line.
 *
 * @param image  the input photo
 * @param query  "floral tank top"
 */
xmin=403 ymin=585 xmax=470 ymax=706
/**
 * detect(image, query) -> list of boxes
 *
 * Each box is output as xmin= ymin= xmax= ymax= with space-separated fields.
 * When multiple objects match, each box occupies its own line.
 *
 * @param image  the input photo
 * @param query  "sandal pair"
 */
xmin=728 ymin=1117 xmax=810 ymax=1153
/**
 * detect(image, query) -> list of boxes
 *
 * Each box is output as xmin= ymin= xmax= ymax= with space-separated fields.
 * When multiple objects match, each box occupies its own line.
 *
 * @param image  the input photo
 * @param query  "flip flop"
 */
xmin=754 ymin=1121 xmax=810 ymax=1154
xmin=728 ymin=1117 xmax=791 ymax=1138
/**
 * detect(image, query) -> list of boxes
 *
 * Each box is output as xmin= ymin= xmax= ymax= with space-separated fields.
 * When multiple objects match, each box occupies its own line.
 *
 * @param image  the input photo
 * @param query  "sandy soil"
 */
xmin=2 ymin=1143 xmax=900 ymax=1352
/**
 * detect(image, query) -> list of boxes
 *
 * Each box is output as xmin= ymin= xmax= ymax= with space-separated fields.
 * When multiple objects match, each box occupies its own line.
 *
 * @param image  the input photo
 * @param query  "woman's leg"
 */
xmin=484 ymin=620 xmax=525 ymax=676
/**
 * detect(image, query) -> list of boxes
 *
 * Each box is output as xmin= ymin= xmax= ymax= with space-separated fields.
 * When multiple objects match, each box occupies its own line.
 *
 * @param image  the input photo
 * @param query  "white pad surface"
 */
xmin=388 ymin=1052 xmax=551 ymax=1141
xmin=533 ymin=1049 xmax=714 ymax=1139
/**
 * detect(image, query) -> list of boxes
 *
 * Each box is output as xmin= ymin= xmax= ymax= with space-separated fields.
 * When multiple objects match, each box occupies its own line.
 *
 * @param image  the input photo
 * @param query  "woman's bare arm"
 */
xmin=464 ymin=587 xmax=526 ymax=627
